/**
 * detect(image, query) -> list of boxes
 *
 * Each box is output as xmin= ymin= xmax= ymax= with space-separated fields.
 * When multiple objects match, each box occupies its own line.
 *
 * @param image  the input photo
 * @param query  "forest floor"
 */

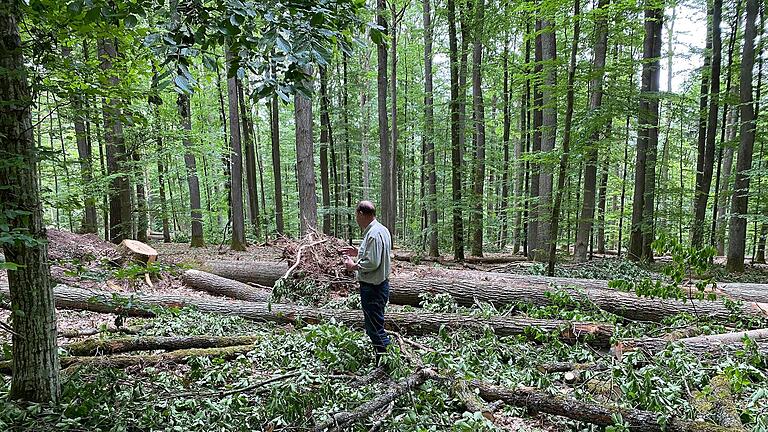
xmin=0 ymin=230 xmax=767 ymax=431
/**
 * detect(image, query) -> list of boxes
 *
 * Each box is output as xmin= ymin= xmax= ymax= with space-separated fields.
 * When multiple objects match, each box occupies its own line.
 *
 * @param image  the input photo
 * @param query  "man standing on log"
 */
xmin=342 ymin=201 xmax=392 ymax=365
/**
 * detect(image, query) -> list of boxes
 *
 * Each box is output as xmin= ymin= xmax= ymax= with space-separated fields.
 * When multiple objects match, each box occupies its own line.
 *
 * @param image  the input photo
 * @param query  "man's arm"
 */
xmin=356 ymin=236 xmax=382 ymax=272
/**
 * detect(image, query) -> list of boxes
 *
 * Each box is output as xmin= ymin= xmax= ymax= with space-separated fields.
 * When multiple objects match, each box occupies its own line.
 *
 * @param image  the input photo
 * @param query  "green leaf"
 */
xmin=124 ymin=14 xmax=138 ymax=28
xmin=174 ymin=75 xmax=191 ymax=93
xmin=0 ymin=262 xmax=19 ymax=271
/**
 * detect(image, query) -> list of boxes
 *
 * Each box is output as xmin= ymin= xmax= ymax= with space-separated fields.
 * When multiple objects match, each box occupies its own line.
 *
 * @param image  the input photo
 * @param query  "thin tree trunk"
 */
xmin=423 ymin=0 xmax=439 ymax=257
xmin=470 ymin=0 xmax=486 ymax=257
xmin=342 ymin=54 xmax=353 ymax=241
xmin=377 ymin=0 xmax=392 ymax=233
xmin=269 ymin=66 xmax=284 ymax=235
xmin=547 ymin=0 xmax=580 ymax=275
xmin=692 ymin=0 xmax=723 ymax=247
xmin=295 ymin=67 xmax=318 ymax=235
xmin=153 ymin=106 xmax=171 ymax=243
xmin=225 ymin=47 xmax=246 ymax=250
xmin=629 ymin=7 xmax=663 ymax=262
xmin=596 ymin=153 xmax=609 ymax=254
xmin=501 ymin=37 xmax=511 ymax=250
xmin=528 ymin=19 xmax=543 ymax=258
xmin=177 ymin=93 xmax=205 ymax=247
xmin=215 ymin=57 xmax=231 ymax=227
xmin=0 ymin=7 xmax=60 ymax=402
xmin=727 ymin=0 xmax=758 ymax=272
xmin=133 ymin=150 xmax=149 ymax=243
xmin=320 ymin=67 xmax=332 ymax=235
xmin=574 ymin=0 xmax=610 ymax=261
xmin=448 ymin=0 xmax=464 ymax=261
xmin=238 ymin=79 xmax=260 ymax=239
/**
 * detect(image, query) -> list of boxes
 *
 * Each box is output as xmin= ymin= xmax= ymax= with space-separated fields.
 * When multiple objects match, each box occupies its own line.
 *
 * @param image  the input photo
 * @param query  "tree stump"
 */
xmin=118 ymin=240 xmax=158 ymax=287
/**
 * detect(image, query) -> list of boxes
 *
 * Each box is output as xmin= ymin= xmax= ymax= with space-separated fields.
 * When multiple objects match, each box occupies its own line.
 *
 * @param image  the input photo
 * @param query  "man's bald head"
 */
xmin=356 ymin=200 xmax=376 ymax=216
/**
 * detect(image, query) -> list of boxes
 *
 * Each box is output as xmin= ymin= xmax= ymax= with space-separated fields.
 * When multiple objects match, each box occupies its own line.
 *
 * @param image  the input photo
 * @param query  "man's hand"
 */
xmin=343 ymin=255 xmax=358 ymax=271
xmin=340 ymin=245 xmax=358 ymax=257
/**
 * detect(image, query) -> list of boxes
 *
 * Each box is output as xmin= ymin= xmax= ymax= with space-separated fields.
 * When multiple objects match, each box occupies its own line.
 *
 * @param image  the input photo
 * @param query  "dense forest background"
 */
xmin=24 ymin=0 xmax=768 ymax=267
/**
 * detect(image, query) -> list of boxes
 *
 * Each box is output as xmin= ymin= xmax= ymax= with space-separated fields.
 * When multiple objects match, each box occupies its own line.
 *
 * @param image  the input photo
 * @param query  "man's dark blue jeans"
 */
xmin=360 ymin=279 xmax=391 ymax=355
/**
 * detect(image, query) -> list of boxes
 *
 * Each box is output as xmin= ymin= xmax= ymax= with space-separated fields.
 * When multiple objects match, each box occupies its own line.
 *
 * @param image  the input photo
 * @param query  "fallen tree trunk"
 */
xmin=615 ymin=328 xmax=768 ymax=358
xmin=0 ymin=283 xmax=156 ymax=317
xmin=472 ymin=381 xmax=739 ymax=432
xmin=1 ymin=285 xmax=614 ymax=347
xmin=182 ymin=270 xmax=270 ymax=301
xmin=692 ymin=375 xmax=744 ymax=430
xmin=393 ymin=252 xmax=527 ymax=265
xmin=0 ymin=345 xmax=256 ymax=375
xmin=190 ymin=264 xmax=768 ymax=325
xmin=199 ymin=260 xmax=289 ymax=286
xmin=63 ymin=335 xmax=260 ymax=356
xmin=314 ymin=368 xmax=438 ymax=432
xmin=58 ymin=326 xmax=144 ymax=338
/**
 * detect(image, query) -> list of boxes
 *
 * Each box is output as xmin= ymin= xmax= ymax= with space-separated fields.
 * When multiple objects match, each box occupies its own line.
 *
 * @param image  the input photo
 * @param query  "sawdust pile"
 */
xmin=46 ymin=228 xmax=122 ymax=263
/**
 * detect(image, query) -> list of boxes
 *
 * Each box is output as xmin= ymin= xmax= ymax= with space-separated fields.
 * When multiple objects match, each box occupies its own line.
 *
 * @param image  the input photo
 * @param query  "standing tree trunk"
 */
xmin=547 ymin=0 xmax=580 ymax=275
xmin=470 ymin=0 xmax=486 ymax=257
xmin=574 ymin=0 xmax=610 ymax=261
xmin=529 ymin=19 xmax=543 ymax=258
xmin=500 ymin=38 xmax=512 ymax=250
xmin=389 ymin=2 xmax=404 ymax=238
xmin=67 ymin=46 xmax=98 ymax=234
xmin=536 ymin=17 xmax=557 ymax=261
xmin=447 ymin=0 xmax=464 ymax=261
xmin=239 ymin=79 xmax=260 ymax=239
xmin=269 ymin=67 xmax=284 ymax=235
xmin=178 ymin=93 xmax=205 ymax=247
xmin=629 ymin=6 xmax=664 ymax=262
xmin=716 ymin=106 xmax=738 ymax=254
xmin=320 ymin=67 xmax=332 ymax=235
xmin=295 ymin=67 xmax=318 ymax=235
xmin=225 ymin=47 xmax=246 ymax=250
xmin=423 ymin=0 xmax=439 ymax=257
xmin=152 ymin=103 xmax=172 ymax=243
xmin=692 ymin=0 xmax=723 ymax=247
xmin=596 ymin=154 xmax=610 ymax=254
xmin=727 ymin=0 xmax=758 ymax=272
xmin=342 ymin=54 xmax=353 ymax=241
xmin=0 ymin=6 xmax=60 ymax=402
xmin=99 ymin=38 xmax=132 ymax=243
xmin=515 ymin=19 xmax=531 ymax=255
xmin=133 ymin=150 xmax=149 ymax=243
xmin=377 ymin=0 xmax=393 ymax=233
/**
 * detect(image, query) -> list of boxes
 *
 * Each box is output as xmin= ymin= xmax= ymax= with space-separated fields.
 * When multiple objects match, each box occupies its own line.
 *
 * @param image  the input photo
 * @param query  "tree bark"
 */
xmin=99 ymin=38 xmax=132 ymax=243
xmin=596 ymin=154 xmax=610 ymax=254
xmin=727 ymin=0 xmax=758 ymax=272
xmin=574 ymin=0 xmax=610 ymax=261
xmin=615 ymin=328 xmax=768 ymax=358
xmin=629 ymin=7 xmax=664 ymax=262
xmin=270 ymin=69 xmax=285 ymax=235
xmin=0 ymin=7 xmax=60 ymax=402
xmin=447 ymin=0 xmax=464 ymax=261
xmin=64 ymin=335 xmax=260 ymax=356
xmin=153 ymin=104 xmax=172 ymax=243
xmin=470 ymin=0 xmax=486 ymax=257
xmin=692 ymin=0 xmax=723 ymax=247
xmin=133 ymin=150 xmax=149 ymax=243
xmin=178 ymin=93 xmax=205 ymax=247
xmin=548 ymin=0 xmax=583 ymax=275
xmin=536 ymin=18 xmax=557 ymax=260
xmin=472 ymin=381 xmax=737 ymax=432
xmin=501 ymin=39 xmax=512 ymax=250
xmin=376 ymin=0 xmax=393 ymax=233
xmin=226 ymin=47 xmax=247 ymax=250
xmin=319 ymin=67 xmax=332 ymax=235
xmin=239 ymin=79 xmax=260 ymax=239
xmin=295 ymin=67 xmax=318 ymax=235
xmin=0 ymin=284 xmax=613 ymax=348
xmin=182 ymin=269 xmax=270 ymax=302
xmin=528 ymin=19 xmax=543 ymax=257
xmin=423 ymin=0 xmax=439 ymax=257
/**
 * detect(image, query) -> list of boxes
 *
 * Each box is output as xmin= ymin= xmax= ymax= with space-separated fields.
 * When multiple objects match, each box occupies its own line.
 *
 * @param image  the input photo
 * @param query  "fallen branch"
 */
xmin=472 ymin=380 xmax=741 ymax=432
xmin=168 ymin=371 xmax=302 ymax=400
xmin=314 ymin=368 xmax=439 ymax=432
xmin=281 ymin=238 xmax=330 ymax=281
xmin=0 ymin=345 xmax=256 ymax=375
xmin=63 ymin=335 xmax=260 ymax=356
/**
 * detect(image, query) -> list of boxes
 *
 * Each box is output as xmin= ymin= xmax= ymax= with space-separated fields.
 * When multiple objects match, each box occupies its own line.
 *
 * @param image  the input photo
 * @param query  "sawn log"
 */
xmin=615 ymin=328 xmax=768 ymax=358
xmin=64 ymin=335 xmax=261 ymax=356
xmin=182 ymin=269 xmax=270 ymax=301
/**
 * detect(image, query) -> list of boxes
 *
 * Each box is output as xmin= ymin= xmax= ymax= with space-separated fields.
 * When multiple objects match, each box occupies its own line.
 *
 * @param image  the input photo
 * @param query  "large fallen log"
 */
xmin=0 ymin=345 xmax=256 ymax=375
xmin=187 ymin=266 xmax=768 ymax=325
xmin=0 ymin=285 xmax=614 ymax=347
xmin=0 ymin=283 xmax=156 ymax=317
xmin=201 ymin=259 xmax=768 ymax=305
xmin=393 ymin=252 xmax=528 ymax=265
xmin=314 ymin=368 xmax=438 ymax=432
xmin=63 ymin=335 xmax=260 ymax=356
xmin=199 ymin=260 xmax=289 ymax=286
xmin=615 ymin=328 xmax=768 ymax=358
xmin=472 ymin=381 xmax=739 ymax=432
xmin=182 ymin=270 xmax=270 ymax=301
